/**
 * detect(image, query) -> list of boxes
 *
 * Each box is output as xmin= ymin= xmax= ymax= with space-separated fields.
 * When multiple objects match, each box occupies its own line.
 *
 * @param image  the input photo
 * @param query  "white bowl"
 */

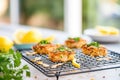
xmin=84 ymin=29 xmax=120 ymax=42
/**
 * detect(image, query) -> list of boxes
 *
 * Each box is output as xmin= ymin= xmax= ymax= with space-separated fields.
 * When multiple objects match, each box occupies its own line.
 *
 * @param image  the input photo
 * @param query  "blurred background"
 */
xmin=0 ymin=0 xmax=64 ymax=30
xmin=83 ymin=0 xmax=120 ymax=30
xmin=0 ymin=0 xmax=120 ymax=31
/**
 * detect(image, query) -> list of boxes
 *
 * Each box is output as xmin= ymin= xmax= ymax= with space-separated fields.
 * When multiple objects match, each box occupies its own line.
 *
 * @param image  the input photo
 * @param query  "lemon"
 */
xmin=96 ymin=26 xmax=120 ymax=35
xmin=14 ymin=29 xmax=26 ymax=44
xmin=45 ymin=35 xmax=55 ymax=42
xmin=109 ymin=27 xmax=119 ymax=35
xmin=21 ymin=29 xmax=42 ymax=43
xmin=0 ymin=36 xmax=13 ymax=52
xmin=14 ymin=29 xmax=42 ymax=44
xmin=72 ymin=59 xmax=80 ymax=68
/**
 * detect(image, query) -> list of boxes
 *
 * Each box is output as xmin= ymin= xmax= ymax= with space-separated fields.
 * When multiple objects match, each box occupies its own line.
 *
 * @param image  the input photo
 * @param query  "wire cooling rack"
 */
xmin=19 ymin=49 xmax=120 ymax=77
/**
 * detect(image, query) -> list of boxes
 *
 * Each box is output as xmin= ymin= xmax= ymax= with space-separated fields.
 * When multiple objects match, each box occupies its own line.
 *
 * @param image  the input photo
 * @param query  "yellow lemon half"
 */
xmin=21 ymin=29 xmax=42 ymax=43
xmin=14 ymin=29 xmax=42 ymax=44
xmin=45 ymin=35 xmax=55 ymax=42
xmin=14 ymin=29 xmax=26 ymax=44
xmin=0 ymin=36 xmax=13 ymax=52
xmin=96 ymin=26 xmax=120 ymax=35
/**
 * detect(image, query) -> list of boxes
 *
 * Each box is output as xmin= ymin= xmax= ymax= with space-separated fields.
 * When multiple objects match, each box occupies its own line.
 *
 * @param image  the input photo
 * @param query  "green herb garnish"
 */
xmin=57 ymin=46 xmax=66 ymax=52
xmin=57 ymin=46 xmax=72 ymax=52
xmin=0 ymin=49 xmax=30 ymax=80
xmin=73 ymin=37 xmax=80 ymax=42
xmin=87 ymin=42 xmax=100 ymax=47
xmin=39 ymin=40 xmax=50 ymax=44
xmin=60 ymin=55 xmax=63 ymax=58
xmin=68 ymin=37 xmax=80 ymax=42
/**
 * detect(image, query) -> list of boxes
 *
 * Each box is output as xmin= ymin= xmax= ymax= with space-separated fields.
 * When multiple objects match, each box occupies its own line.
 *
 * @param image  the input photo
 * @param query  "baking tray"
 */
xmin=19 ymin=49 xmax=120 ymax=77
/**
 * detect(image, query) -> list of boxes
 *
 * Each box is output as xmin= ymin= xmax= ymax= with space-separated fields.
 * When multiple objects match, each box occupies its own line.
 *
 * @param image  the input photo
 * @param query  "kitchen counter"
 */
xmin=0 ymin=25 xmax=120 ymax=80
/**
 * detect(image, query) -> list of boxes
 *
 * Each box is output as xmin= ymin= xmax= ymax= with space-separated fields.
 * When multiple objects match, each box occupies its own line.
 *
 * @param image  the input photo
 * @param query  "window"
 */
xmin=0 ymin=0 xmax=10 ymax=24
xmin=19 ymin=0 xmax=64 ymax=31
xmin=82 ymin=0 xmax=120 ymax=30
xmin=0 ymin=0 xmax=82 ymax=36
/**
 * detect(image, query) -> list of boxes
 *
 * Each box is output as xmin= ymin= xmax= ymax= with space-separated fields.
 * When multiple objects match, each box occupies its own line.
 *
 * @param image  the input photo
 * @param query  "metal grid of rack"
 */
xmin=20 ymin=49 xmax=120 ymax=77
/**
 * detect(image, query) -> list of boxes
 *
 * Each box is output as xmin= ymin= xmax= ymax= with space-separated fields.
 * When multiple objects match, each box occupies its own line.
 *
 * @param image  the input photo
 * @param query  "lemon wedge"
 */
xmin=45 ymin=35 xmax=55 ymax=42
xmin=21 ymin=29 xmax=42 ymax=43
xmin=96 ymin=26 xmax=120 ymax=35
xmin=72 ymin=59 xmax=80 ymax=68
xmin=14 ymin=29 xmax=42 ymax=44
xmin=14 ymin=29 xmax=25 ymax=44
xmin=0 ymin=36 xmax=13 ymax=52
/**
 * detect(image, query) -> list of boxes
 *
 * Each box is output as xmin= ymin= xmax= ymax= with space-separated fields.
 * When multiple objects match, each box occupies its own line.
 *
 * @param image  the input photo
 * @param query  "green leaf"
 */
xmin=23 ymin=65 xmax=29 ymax=70
xmin=88 ymin=42 xmax=100 ymax=47
xmin=26 ymin=71 xmax=30 ymax=77
xmin=16 ymin=69 xmax=23 ymax=77
xmin=73 ymin=37 xmax=80 ymax=42
xmin=9 ymin=49 xmax=14 ymax=54
xmin=68 ymin=37 xmax=80 ymax=42
xmin=39 ymin=40 xmax=50 ymax=44
xmin=14 ymin=59 xmax=21 ymax=67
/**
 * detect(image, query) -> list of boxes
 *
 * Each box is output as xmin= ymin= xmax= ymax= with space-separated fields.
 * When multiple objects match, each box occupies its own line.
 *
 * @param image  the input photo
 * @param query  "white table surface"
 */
xmin=0 ymin=24 xmax=120 ymax=80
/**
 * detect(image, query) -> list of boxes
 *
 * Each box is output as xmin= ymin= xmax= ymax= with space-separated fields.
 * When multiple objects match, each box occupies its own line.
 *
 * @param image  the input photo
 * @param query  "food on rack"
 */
xmin=31 ymin=57 xmax=50 ymax=67
xmin=96 ymin=26 xmax=120 ymax=35
xmin=48 ymin=46 xmax=75 ymax=62
xmin=37 ymin=61 xmax=50 ymax=67
xmin=26 ymin=52 xmax=37 ymax=56
xmin=33 ymin=43 xmax=80 ymax=68
xmin=0 ymin=36 xmax=13 ymax=52
xmin=65 ymin=37 xmax=86 ymax=49
xmin=81 ymin=42 xmax=107 ymax=57
xmin=51 ymin=63 xmax=64 ymax=68
xmin=32 ymin=40 xmax=57 ymax=54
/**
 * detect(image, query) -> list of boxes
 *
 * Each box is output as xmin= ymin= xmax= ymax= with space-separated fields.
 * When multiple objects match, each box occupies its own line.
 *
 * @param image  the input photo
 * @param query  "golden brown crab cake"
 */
xmin=32 ymin=40 xmax=57 ymax=55
xmin=81 ymin=42 xmax=107 ymax=57
xmin=48 ymin=46 xmax=75 ymax=62
xmin=65 ymin=37 xmax=86 ymax=49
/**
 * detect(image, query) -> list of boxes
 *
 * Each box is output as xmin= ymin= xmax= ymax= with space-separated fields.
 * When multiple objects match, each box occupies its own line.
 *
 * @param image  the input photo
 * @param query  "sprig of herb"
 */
xmin=68 ymin=37 xmax=80 ymax=42
xmin=73 ymin=37 xmax=80 ymax=42
xmin=57 ymin=46 xmax=72 ymax=52
xmin=87 ymin=42 xmax=100 ymax=47
xmin=39 ymin=40 xmax=50 ymax=44
xmin=0 ymin=49 xmax=30 ymax=80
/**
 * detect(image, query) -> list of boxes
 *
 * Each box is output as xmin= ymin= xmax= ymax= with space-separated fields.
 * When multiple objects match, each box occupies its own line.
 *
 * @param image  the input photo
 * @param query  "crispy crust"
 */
xmin=48 ymin=50 xmax=75 ymax=62
xmin=65 ymin=38 xmax=86 ymax=49
xmin=81 ymin=44 xmax=107 ymax=57
xmin=32 ymin=43 xmax=57 ymax=54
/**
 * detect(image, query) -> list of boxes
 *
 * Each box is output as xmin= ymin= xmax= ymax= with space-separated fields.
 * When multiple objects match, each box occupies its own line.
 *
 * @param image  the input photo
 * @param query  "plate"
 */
xmin=14 ymin=44 xmax=34 ymax=50
xmin=84 ymin=29 xmax=120 ymax=42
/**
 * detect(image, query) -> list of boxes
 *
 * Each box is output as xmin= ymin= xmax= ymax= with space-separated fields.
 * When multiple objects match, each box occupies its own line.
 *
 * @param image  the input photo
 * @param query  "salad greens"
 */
xmin=87 ymin=42 xmax=100 ymax=47
xmin=0 ymin=49 xmax=30 ymax=80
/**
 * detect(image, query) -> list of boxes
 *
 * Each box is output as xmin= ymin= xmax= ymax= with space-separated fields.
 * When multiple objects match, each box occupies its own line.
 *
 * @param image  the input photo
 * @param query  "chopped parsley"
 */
xmin=60 ymin=55 xmax=63 ymax=58
xmin=0 ymin=49 xmax=30 ymax=80
xmin=39 ymin=40 xmax=50 ymax=44
xmin=68 ymin=37 xmax=80 ymax=42
xmin=57 ymin=46 xmax=72 ymax=52
xmin=87 ymin=42 xmax=100 ymax=47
